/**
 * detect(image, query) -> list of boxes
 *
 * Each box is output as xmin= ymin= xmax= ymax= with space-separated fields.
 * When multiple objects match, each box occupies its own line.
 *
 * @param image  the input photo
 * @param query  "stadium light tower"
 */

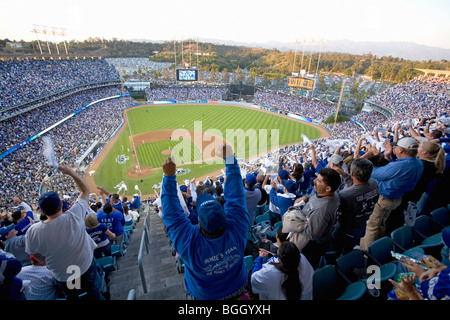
xmin=31 ymin=25 xmax=69 ymax=56
xmin=58 ymin=28 xmax=69 ymax=55
xmin=41 ymin=27 xmax=52 ymax=55
xmin=31 ymin=25 xmax=43 ymax=55
xmin=51 ymin=27 xmax=60 ymax=55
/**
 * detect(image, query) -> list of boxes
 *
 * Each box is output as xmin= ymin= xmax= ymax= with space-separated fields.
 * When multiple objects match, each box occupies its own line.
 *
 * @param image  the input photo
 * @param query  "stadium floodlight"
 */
xmin=31 ymin=26 xmax=43 ymax=55
xmin=51 ymin=28 xmax=60 ymax=55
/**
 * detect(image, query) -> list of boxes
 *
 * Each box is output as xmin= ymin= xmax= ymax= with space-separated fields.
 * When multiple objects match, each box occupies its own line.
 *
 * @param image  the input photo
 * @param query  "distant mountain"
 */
xmin=196 ymin=38 xmax=450 ymax=61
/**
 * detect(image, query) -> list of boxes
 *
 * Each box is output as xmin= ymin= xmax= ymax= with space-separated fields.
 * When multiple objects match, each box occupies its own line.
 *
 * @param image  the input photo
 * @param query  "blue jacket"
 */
xmin=371 ymin=156 xmax=424 ymax=199
xmin=161 ymin=157 xmax=249 ymax=300
xmin=270 ymin=188 xmax=297 ymax=217
xmin=130 ymin=196 xmax=141 ymax=210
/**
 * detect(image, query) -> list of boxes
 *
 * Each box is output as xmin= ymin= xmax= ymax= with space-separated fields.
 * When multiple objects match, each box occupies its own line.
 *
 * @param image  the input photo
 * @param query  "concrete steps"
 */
xmin=107 ymin=206 xmax=186 ymax=300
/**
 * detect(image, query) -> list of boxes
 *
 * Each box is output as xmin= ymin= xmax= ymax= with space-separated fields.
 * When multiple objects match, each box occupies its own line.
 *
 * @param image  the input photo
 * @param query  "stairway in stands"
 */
xmin=107 ymin=205 xmax=186 ymax=300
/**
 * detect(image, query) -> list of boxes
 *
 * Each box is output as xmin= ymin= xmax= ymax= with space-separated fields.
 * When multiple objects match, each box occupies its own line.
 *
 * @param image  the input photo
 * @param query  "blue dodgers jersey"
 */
xmin=420 ymin=266 xmax=450 ymax=300
xmin=97 ymin=211 xmax=124 ymax=236
xmin=161 ymin=156 xmax=249 ymax=300
xmin=183 ymin=228 xmax=247 ymax=300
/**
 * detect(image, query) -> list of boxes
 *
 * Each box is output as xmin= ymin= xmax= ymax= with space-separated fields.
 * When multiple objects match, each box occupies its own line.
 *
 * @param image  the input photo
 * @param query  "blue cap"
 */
xmin=245 ymin=173 xmax=257 ymax=186
xmin=179 ymin=185 xmax=188 ymax=192
xmin=219 ymin=176 xmax=224 ymax=182
xmin=196 ymin=193 xmax=227 ymax=234
xmin=282 ymin=179 xmax=298 ymax=193
xmin=278 ymin=169 xmax=289 ymax=180
xmin=38 ymin=191 xmax=62 ymax=215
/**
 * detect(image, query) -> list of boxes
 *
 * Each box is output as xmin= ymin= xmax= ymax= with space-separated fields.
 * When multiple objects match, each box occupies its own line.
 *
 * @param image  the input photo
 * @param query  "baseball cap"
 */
xmin=196 ymin=193 xmax=227 ymax=234
xmin=328 ymin=154 xmax=344 ymax=164
xmin=38 ymin=191 xmax=62 ymax=215
xmin=245 ymin=173 xmax=257 ymax=186
xmin=391 ymin=137 xmax=419 ymax=150
xmin=282 ymin=179 xmax=298 ymax=193
xmin=179 ymin=185 xmax=188 ymax=192
xmin=278 ymin=169 xmax=289 ymax=180
xmin=442 ymin=226 xmax=450 ymax=248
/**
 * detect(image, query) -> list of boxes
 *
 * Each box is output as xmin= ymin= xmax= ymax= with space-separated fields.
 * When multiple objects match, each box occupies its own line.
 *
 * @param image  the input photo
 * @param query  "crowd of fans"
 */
xmin=1 ymin=56 xmax=449 ymax=300
xmin=155 ymin=74 xmax=450 ymax=301
xmin=0 ymin=88 xmax=135 ymax=206
xmin=105 ymin=58 xmax=172 ymax=78
xmin=253 ymin=90 xmax=337 ymax=122
xmin=0 ymin=58 xmax=119 ymax=109
xmin=145 ymin=85 xmax=228 ymax=101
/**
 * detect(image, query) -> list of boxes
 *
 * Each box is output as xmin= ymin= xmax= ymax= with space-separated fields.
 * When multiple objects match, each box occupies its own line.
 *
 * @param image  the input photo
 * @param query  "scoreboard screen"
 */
xmin=287 ymin=77 xmax=315 ymax=91
xmin=176 ymin=69 xmax=198 ymax=81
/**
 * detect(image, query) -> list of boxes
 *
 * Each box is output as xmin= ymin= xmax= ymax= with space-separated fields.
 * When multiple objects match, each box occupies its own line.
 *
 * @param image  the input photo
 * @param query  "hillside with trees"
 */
xmin=2 ymin=38 xmax=449 ymax=83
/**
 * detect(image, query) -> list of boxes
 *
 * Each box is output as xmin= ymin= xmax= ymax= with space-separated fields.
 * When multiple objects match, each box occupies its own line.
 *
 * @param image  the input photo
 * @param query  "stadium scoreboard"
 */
xmin=176 ymin=69 xmax=198 ymax=82
xmin=287 ymin=76 xmax=315 ymax=91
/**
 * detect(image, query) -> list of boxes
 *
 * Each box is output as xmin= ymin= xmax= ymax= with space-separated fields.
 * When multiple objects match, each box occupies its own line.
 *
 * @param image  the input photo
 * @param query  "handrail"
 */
xmin=138 ymin=211 xmax=150 ymax=293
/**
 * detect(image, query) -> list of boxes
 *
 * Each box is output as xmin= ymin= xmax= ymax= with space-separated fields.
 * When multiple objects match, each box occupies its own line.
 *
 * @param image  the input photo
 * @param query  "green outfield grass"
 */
xmin=93 ymin=104 xmax=323 ymax=196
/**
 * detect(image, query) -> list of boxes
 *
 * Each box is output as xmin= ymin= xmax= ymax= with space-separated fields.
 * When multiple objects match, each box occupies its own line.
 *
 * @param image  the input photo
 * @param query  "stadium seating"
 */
xmin=1 ymin=58 xmax=449 ymax=301
xmin=390 ymin=225 xmax=426 ymax=259
xmin=313 ymin=264 xmax=367 ymax=300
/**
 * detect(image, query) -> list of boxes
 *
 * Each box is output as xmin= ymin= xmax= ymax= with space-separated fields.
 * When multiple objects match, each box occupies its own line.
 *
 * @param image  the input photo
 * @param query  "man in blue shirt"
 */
xmin=360 ymin=137 xmax=424 ymax=251
xmin=161 ymin=144 xmax=249 ymax=300
xmin=269 ymin=179 xmax=298 ymax=218
xmin=130 ymin=190 xmax=142 ymax=213
xmin=96 ymin=203 xmax=125 ymax=251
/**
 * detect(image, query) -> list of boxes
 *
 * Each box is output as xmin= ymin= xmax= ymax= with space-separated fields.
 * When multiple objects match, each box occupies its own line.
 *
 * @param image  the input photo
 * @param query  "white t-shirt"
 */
xmin=25 ymin=198 xmax=97 ymax=281
xmin=251 ymin=253 xmax=314 ymax=300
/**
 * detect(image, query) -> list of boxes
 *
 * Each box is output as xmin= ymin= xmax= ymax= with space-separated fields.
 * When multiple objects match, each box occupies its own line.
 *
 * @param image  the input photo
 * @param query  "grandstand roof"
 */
xmin=415 ymin=69 xmax=450 ymax=77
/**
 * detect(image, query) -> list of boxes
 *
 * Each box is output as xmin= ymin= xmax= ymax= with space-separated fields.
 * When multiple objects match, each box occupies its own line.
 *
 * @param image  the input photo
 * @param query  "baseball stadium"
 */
xmin=0 ymin=39 xmax=449 ymax=306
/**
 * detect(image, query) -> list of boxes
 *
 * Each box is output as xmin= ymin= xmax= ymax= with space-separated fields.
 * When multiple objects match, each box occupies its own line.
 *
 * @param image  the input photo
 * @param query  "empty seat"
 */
xmin=313 ymin=264 xmax=367 ymax=300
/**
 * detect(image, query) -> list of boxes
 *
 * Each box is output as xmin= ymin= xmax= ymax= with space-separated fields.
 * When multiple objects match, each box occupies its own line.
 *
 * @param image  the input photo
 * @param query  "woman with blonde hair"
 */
xmin=85 ymin=213 xmax=116 ymax=259
xmin=415 ymin=140 xmax=448 ymax=216
xmin=386 ymin=140 xmax=446 ymax=234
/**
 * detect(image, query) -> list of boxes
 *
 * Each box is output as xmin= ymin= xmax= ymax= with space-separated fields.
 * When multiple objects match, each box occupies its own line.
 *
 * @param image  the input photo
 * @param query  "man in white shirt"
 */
xmin=25 ymin=165 xmax=104 ymax=300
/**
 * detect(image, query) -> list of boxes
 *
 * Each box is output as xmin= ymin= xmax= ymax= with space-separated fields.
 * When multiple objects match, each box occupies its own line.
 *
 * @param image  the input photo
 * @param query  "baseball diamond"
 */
xmin=85 ymin=103 xmax=329 ymax=197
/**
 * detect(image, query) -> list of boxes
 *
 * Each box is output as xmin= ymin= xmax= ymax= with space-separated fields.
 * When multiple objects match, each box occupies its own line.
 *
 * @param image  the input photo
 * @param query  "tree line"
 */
xmin=2 ymin=38 xmax=449 ymax=83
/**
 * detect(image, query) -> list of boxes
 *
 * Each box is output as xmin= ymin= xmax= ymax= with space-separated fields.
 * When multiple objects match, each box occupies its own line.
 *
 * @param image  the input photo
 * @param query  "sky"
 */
xmin=1 ymin=0 xmax=450 ymax=49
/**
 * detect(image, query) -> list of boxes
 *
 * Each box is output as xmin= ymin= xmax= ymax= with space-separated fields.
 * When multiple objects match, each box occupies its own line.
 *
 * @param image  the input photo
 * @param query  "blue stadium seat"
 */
xmin=244 ymin=255 xmax=254 ymax=272
xmin=255 ymin=213 xmax=270 ymax=224
xmin=390 ymin=225 xmax=425 ymax=260
xmin=430 ymin=207 xmax=449 ymax=230
xmin=313 ymin=264 xmax=367 ymax=300
xmin=413 ymin=215 xmax=443 ymax=251
xmin=96 ymin=256 xmax=118 ymax=273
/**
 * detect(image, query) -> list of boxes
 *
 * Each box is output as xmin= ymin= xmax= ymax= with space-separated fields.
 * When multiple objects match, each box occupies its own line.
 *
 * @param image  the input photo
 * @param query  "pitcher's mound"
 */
xmin=127 ymin=165 xmax=153 ymax=178
xmin=161 ymin=149 xmax=172 ymax=155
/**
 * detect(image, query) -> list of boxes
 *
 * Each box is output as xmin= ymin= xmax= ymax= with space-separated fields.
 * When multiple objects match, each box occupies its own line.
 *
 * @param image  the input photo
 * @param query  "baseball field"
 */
xmin=85 ymin=103 xmax=329 ymax=197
